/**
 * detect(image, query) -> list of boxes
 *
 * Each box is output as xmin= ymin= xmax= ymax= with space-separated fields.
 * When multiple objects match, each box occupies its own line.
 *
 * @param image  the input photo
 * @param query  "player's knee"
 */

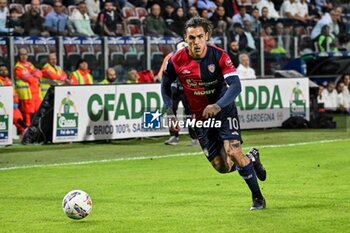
xmin=211 ymin=157 xmax=230 ymax=174
xmin=224 ymin=140 xmax=247 ymax=168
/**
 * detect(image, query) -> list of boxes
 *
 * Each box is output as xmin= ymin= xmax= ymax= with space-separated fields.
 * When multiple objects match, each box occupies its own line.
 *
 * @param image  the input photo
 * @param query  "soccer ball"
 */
xmin=62 ymin=190 xmax=92 ymax=220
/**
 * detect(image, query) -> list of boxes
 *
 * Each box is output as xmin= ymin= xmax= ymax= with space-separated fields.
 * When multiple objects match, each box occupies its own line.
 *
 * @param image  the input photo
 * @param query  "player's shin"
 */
xmin=237 ymin=162 xmax=263 ymax=200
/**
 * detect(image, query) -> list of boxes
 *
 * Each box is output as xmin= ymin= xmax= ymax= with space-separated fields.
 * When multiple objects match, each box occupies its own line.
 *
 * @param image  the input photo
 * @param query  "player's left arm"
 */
xmin=203 ymin=52 xmax=242 ymax=118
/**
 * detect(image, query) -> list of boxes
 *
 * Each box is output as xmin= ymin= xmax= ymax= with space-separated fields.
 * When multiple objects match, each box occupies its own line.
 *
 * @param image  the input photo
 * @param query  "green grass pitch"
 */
xmin=0 ymin=125 xmax=350 ymax=233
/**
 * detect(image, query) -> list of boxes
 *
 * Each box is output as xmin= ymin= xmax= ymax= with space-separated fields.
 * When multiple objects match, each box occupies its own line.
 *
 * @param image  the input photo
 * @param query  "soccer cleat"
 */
xmin=250 ymin=197 xmax=266 ymax=211
xmin=190 ymin=138 xmax=199 ymax=146
xmin=247 ymin=148 xmax=267 ymax=181
xmin=164 ymin=136 xmax=179 ymax=145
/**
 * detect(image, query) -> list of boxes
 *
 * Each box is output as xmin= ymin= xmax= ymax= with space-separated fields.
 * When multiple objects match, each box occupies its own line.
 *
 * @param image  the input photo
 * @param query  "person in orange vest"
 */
xmin=40 ymin=52 xmax=68 ymax=98
xmin=14 ymin=48 xmax=42 ymax=126
xmin=69 ymin=58 xmax=93 ymax=85
xmin=0 ymin=64 xmax=27 ymax=134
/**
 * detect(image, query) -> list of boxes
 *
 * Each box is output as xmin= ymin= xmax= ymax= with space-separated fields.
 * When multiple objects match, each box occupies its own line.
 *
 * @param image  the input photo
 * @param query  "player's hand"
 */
xmin=202 ymin=104 xmax=221 ymax=118
xmin=169 ymin=116 xmax=180 ymax=133
xmin=166 ymin=108 xmax=180 ymax=133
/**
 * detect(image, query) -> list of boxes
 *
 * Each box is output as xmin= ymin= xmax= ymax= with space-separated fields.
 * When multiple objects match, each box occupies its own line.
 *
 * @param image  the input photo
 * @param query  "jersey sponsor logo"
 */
xmin=186 ymin=79 xmax=218 ymax=88
xmin=208 ymin=64 xmax=215 ymax=73
xmin=193 ymin=89 xmax=215 ymax=95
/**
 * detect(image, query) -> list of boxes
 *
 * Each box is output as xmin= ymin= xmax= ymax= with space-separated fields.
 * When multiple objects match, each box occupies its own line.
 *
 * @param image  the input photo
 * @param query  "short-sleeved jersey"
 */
xmin=164 ymin=44 xmax=237 ymax=119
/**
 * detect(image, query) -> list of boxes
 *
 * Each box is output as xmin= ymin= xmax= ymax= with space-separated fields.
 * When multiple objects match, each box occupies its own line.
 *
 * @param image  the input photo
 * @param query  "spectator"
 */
xmin=172 ymin=0 xmax=189 ymax=15
xmin=256 ymin=0 xmax=279 ymax=19
xmin=20 ymin=0 xmax=50 ymax=36
xmin=275 ymin=22 xmax=291 ymax=56
xmin=315 ymin=0 xmax=333 ymax=16
xmin=243 ymin=19 xmax=256 ymax=51
xmin=335 ymin=81 xmax=349 ymax=113
xmin=85 ymin=0 xmax=100 ymax=23
xmin=7 ymin=7 xmax=24 ymax=35
xmin=200 ymin=9 xmax=211 ymax=19
xmin=187 ymin=5 xmax=199 ymax=18
xmin=280 ymin=0 xmax=308 ymax=24
xmin=250 ymin=7 xmax=261 ymax=34
xmin=311 ymin=8 xmax=341 ymax=40
xmin=69 ymin=58 xmax=93 ymax=85
xmin=227 ymin=40 xmax=240 ymax=68
xmin=197 ymin=0 xmax=217 ymax=18
xmin=127 ymin=68 xmax=154 ymax=83
xmin=237 ymin=53 xmax=256 ymax=79
xmin=210 ymin=5 xmax=229 ymax=36
xmin=70 ymin=1 xmax=95 ymax=36
xmin=14 ymin=48 xmax=42 ymax=126
xmin=44 ymin=0 xmax=71 ymax=36
xmin=232 ymin=5 xmax=251 ymax=27
xmin=258 ymin=6 xmax=273 ymax=28
xmin=228 ymin=23 xmax=248 ymax=52
xmin=94 ymin=0 xmax=123 ymax=36
xmin=322 ymin=82 xmax=337 ymax=111
xmin=317 ymin=84 xmax=325 ymax=105
xmin=163 ymin=2 xmax=175 ymax=29
xmin=222 ymin=0 xmax=239 ymax=19
xmin=297 ymin=0 xmax=310 ymax=20
xmin=0 ymin=0 xmax=13 ymax=35
xmin=172 ymin=7 xmax=188 ymax=36
xmin=144 ymin=4 xmax=176 ymax=36
xmin=316 ymin=24 xmax=336 ymax=52
xmin=0 ymin=64 xmax=27 ymax=134
xmin=261 ymin=24 xmax=276 ymax=53
xmin=41 ymin=52 xmax=68 ymax=98
xmin=99 ymin=67 xmax=117 ymax=84
xmin=341 ymin=73 xmax=350 ymax=100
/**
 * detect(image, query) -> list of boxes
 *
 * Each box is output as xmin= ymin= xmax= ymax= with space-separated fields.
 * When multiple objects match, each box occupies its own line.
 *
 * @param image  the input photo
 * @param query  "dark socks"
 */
xmin=238 ymin=162 xmax=263 ymax=199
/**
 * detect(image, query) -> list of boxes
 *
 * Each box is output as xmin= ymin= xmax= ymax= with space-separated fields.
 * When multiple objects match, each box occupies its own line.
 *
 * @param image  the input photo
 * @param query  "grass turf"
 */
xmin=0 ymin=123 xmax=349 ymax=232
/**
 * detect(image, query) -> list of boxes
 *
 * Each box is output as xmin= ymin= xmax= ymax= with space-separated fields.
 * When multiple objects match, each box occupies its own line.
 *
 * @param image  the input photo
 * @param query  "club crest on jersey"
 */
xmin=225 ymin=58 xmax=232 ymax=67
xmin=208 ymin=64 xmax=215 ymax=73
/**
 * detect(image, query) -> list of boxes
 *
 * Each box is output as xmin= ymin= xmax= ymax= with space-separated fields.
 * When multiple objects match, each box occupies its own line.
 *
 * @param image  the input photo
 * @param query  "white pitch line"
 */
xmin=0 ymin=138 xmax=348 ymax=171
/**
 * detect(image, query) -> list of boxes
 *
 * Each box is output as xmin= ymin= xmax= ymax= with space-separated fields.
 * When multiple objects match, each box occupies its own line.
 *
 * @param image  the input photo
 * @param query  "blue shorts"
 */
xmin=195 ymin=103 xmax=242 ymax=162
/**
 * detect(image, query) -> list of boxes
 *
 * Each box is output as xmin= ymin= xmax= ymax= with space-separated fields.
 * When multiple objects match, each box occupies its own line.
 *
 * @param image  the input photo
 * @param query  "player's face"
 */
xmin=185 ymin=26 xmax=208 ymax=59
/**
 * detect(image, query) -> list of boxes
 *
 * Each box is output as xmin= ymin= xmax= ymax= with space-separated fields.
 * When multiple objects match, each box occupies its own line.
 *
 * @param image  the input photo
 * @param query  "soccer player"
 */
xmin=161 ymin=17 xmax=267 ymax=210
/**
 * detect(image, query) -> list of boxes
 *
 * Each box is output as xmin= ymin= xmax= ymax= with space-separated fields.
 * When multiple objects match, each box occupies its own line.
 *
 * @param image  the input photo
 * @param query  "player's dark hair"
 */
xmin=184 ymin=17 xmax=213 ymax=37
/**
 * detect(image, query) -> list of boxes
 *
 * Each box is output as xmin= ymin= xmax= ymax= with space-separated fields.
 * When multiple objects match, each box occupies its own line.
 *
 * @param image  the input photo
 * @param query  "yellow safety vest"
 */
xmin=14 ymin=62 xmax=32 ymax=100
xmin=40 ymin=64 xmax=63 ymax=99
xmin=99 ymin=79 xmax=110 ymax=84
xmin=72 ymin=70 xmax=93 ymax=85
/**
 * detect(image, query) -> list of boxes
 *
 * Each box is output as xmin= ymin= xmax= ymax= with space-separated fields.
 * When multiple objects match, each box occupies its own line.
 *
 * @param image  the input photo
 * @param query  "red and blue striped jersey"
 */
xmin=163 ymin=44 xmax=238 ymax=119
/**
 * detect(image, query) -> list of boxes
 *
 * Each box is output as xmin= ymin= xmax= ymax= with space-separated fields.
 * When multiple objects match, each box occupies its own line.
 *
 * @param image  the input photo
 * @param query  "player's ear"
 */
xmin=205 ymin=32 xmax=209 ymax=41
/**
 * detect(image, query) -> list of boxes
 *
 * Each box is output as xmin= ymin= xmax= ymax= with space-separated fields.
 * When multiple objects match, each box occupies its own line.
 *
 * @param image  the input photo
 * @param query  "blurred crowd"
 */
xmin=317 ymin=73 xmax=350 ymax=114
xmin=0 ymin=0 xmax=349 ymax=52
xmin=0 ymin=47 xmax=156 ymax=134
